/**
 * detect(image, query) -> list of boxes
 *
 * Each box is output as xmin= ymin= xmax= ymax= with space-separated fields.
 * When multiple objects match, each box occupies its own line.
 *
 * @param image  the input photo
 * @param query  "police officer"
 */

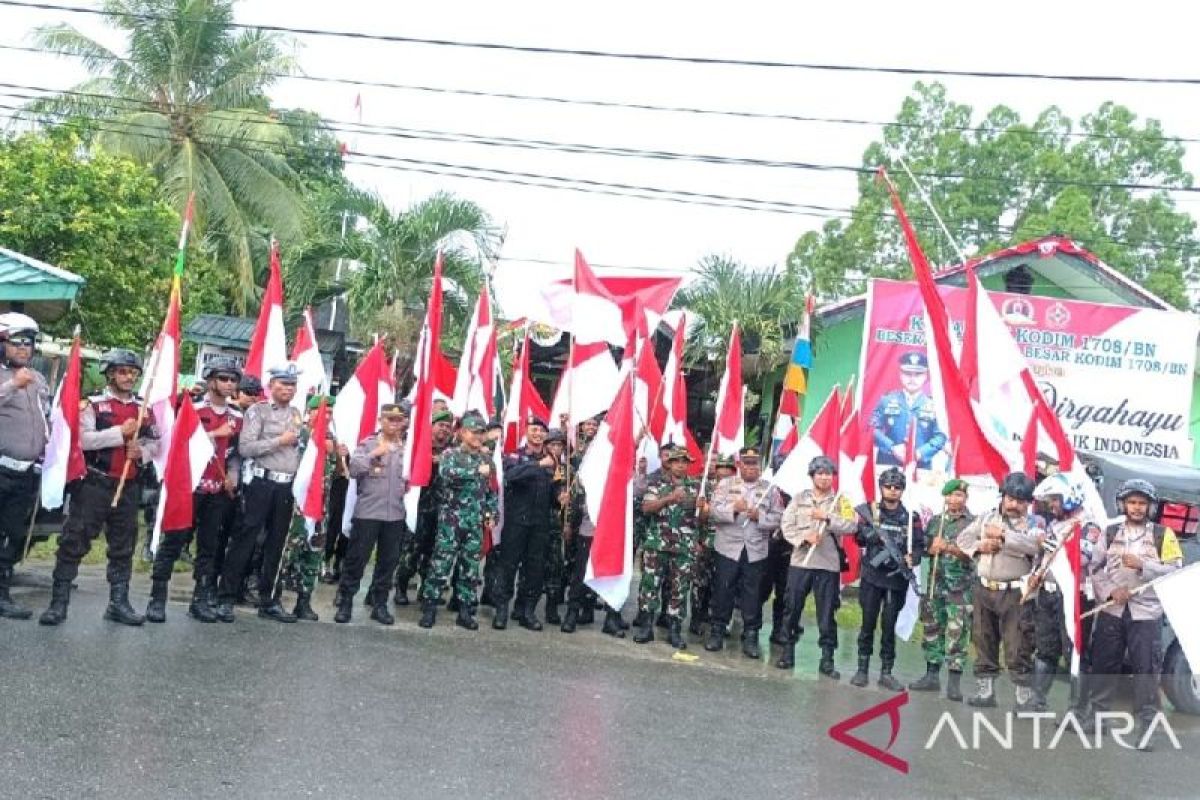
xmin=871 ymin=352 xmax=947 ymax=469
xmin=706 ymin=447 xmax=782 ymax=658
xmin=216 ymin=363 xmax=304 ymax=623
xmin=1087 ymin=479 xmax=1183 ymax=749
xmin=956 ymin=472 xmax=1044 ymax=708
xmin=145 ymin=356 xmax=243 ymax=624
xmin=0 ymin=313 xmax=49 ymax=620
xmin=39 ymin=349 xmax=159 ymax=627
xmin=851 ymin=467 xmax=924 ymax=690
xmin=494 ymin=415 xmax=555 ymax=631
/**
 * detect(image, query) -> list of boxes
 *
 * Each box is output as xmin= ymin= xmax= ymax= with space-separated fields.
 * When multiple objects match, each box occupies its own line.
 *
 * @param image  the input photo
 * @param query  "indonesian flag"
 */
xmin=573 ymin=250 xmax=628 ymax=347
xmin=334 ymin=342 xmax=393 ymax=533
xmin=773 ymin=384 xmax=841 ymax=497
xmin=40 ymin=329 xmax=85 ymax=510
xmin=710 ymin=325 xmax=744 ymax=458
xmin=502 ymin=330 xmax=550 ymax=453
xmin=1047 ymin=523 xmax=1084 ymax=675
xmin=151 ymin=397 xmax=214 ymax=551
xmin=451 ymin=290 xmax=500 ymax=419
xmin=839 ymin=408 xmax=871 ymax=507
xmin=772 ymin=387 xmax=801 ymax=460
xmin=290 ymin=306 xmax=327 ymax=412
xmin=657 ymin=317 xmax=688 ymax=447
xmin=555 ymin=340 xmax=621 ymax=430
xmin=1155 ymin=563 xmax=1200 ymax=681
xmin=244 ymin=240 xmax=288 ymax=381
xmin=142 ymin=273 xmax=181 ymax=480
xmin=403 ymin=253 xmax=444 ymax=489
xmin=582 ymin=374 xmax=636 ymax=609
xmin=293 ymin=397 xmax=331 ymax=539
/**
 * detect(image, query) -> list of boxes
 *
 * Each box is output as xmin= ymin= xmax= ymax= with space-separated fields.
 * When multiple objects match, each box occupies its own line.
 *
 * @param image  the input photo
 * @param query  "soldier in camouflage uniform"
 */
xmin=542 ymin=429 xmax=569 ymax=625
xmin=688 ymin=454 xmax=734 ymax=636
xmin=418 ymin=412 xmax=498 ymax=630
xmin=393 ymin=408 xmax=454 ymax=606
xmin=909 ymin=479 xmax=975 ymax=701
xmin=633 ymin=447 xmax=709 ymax=649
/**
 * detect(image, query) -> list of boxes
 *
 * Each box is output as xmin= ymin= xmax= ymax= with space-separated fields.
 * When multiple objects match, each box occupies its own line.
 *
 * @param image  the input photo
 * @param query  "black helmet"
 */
xmin=999 ymin=471 xmax=1036 ymax=502
xmin=1116 ymin=478 xmax=1157 ymax=504
xmin=878 ymin=467 xmax=906 ymax=490
xmin=202 ymin=356 xmax=243 ymax=382
xmin=238 ymin=374 xmax=262 ymax=396
xmin=808 ymin=455 xmax=837 ymax=476
xmin=99 ymin=348 xmax=143 ymax=374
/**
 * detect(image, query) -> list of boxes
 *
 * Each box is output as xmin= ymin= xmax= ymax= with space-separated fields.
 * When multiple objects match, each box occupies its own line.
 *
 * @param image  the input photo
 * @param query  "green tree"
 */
xmin=0 ymin=130 xmax=224 ymax=347
xmin=788 ymin=82 xmax=1198 ymax=308
xmin=28 ymin=0 xmax=306 ymax=312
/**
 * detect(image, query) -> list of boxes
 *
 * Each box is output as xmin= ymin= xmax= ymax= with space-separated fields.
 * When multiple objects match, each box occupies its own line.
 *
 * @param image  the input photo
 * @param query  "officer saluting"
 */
xmin=871 ymin=351 xmax=947 ymax=469
xmin=40 ymin=349 xmax=159 ymax=627
xmin=0 ymin=313 xmax=50 ymax=621
xmin=216 ymin=363 xmax=304 ymax=623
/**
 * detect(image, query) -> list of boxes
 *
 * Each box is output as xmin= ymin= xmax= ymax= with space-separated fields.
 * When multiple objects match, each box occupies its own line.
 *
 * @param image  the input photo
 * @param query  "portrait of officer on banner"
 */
xmin=871 ymin=350 xmax=947 ymax=469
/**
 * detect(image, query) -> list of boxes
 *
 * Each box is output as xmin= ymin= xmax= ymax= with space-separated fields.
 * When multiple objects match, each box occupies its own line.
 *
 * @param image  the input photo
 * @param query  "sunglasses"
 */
xmin=213 ymin=375 xmax=238 ymax=383
xmin=6 ymin=338 xmax=35 ymax=348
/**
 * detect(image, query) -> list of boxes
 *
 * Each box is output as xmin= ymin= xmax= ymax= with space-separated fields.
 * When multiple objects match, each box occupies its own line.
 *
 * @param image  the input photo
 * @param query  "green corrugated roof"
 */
xmin=0 ymin=246 xmax=86 ymax=321
xmin=183 ymin=314 xmax=257 ymax=348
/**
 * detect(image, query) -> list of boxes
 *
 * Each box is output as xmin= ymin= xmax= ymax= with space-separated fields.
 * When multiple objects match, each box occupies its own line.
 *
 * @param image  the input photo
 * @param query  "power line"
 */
xmin=3 ymin=0 xmax=1200 ymax=86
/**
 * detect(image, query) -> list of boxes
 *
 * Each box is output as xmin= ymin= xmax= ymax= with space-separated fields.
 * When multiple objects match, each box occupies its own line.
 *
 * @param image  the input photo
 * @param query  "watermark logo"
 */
xmin=925 ymin=711 xmax=1181 ymax=751
xmin=828 ymin=691 xmax=910 ymax=774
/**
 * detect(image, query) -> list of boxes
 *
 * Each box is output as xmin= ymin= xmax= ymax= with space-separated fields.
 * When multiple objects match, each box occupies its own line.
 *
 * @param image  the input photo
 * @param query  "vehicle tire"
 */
xmin=1162 ymin=641 xmax=1200 ymax=716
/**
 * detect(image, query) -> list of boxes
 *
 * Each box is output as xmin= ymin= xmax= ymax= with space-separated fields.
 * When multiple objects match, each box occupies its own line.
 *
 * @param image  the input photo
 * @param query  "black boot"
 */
xmin=419 ymin=600 xmax=437 ymax=628
xmin=578 ymin=603 xmax=595 ymax=625
xmin=447 ymin=595 xmax=461 ymax=613
xmin=688 ymin=615 xmax=705 ymax=637
xmin=545 ymin=597 xmax=562 ymax=626
xmin=214 ymin=584 xmax=236 ymax=623
xmin=1030 ymin=658 xmax=1056 ymax=712
xmin=370 ymin=601 xmax=395 ymax=626
xmin=908 ymin=662 xmax=941 ymax=692
xmin=850 ymin=656 xmax=870 ymax=688
xmin=741 ymin=629 xmax=761 ymax=660
xmin=38 ymin=579 xmax=72 ymax=626
xmin=393 ymin=588 xmax=410 ymax=607
xmin=0 ymin=565 xmax=32 ymax=620
xmin=293 ymin=591 xmax=319 ymax=622
xmin=104 ymin=581 xmax=145 ymax=626
xmin=492 ymin=602 xmax=509 ymax=630
xmin=601 ymin=609 xmax=625 ymax=638
xmin=877 ymin=663 xmax=903 ymax=692
xmin=560 ymin=604 xmax=579 ymax=633
xmin=946 ymin=670 xmax=964 ymax=702
xmin=775 ymin=642 xmax=795 ymax=670
xmin=189 ymin=577 xmax=218 ymax=623
xmin=819 ymin=647 xmax=840 ymax=680
xmin=455 ymin=605 xmax=478 ymax=631
xmin=632 ymin=611 xmax=654 ymax=644
xmin=510 ymin=597 xmax=527 ymax=625
xmin=257 ymin=593 xmax=297 ymax=623
xmin=334 ymin=590 xmax=352 ymax=624
xmin=705 ymin=623 xmax=726 ymax=652
xmin=519 ymin=600 xmax=543 ymax=632
xmin=667 ymin=618 xmax=687 ymax=650
xmin=145 ymin=579 xmax=169 ymax=623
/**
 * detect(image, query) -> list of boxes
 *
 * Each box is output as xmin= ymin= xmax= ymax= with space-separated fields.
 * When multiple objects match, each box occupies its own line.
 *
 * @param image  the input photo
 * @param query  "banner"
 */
xmin=860 ymin=279 xmax=1198 ymax=465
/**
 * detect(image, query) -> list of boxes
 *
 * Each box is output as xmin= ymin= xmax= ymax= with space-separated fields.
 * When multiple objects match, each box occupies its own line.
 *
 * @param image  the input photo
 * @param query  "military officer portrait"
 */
xmin=871 ymin=350 xmax=947 ymax=469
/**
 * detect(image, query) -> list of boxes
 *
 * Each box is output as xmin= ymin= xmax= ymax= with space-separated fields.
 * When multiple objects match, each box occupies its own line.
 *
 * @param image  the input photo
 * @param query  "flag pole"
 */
xmin=1081 ymin=562 xmax=1198 ymax=619
xmin=699 ymin=320 xmax=736 ymax=500
xmin=896 ymin=156 xmax=969 ymax=264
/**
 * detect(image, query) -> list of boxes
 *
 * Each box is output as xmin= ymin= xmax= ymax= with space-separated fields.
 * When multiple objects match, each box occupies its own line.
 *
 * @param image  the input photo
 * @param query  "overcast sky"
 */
xmin=2 ymin=0 xmax=1199 ymax=316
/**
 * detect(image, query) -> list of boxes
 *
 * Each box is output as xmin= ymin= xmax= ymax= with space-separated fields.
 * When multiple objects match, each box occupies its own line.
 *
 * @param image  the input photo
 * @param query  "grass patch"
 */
xmin=26 ymin=526 xmax=190 ymax=574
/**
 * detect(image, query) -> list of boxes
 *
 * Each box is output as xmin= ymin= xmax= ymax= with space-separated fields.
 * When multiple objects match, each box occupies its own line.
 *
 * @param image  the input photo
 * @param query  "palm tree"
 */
xmin=28 ymin=0 xmax=305 ymax=312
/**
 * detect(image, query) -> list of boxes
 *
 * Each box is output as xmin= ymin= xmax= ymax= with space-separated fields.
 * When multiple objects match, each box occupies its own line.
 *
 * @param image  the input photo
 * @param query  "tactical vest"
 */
xmin=85 ymin=393 xmax=146 ymax=478
xmin=195 ymin=402 xmax=242 ymax=491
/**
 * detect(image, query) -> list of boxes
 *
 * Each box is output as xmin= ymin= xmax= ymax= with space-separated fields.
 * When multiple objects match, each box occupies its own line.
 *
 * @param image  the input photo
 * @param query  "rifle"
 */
xmin=1020 ymin=522 xmax=1079 ymax=604
xmin=868 ymin=516 xmax=923 ymax=597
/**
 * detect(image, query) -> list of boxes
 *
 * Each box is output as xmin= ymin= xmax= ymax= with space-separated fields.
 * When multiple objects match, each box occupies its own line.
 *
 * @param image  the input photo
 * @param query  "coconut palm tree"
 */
xmin=28 ymin=0 xmax=305 ymax=312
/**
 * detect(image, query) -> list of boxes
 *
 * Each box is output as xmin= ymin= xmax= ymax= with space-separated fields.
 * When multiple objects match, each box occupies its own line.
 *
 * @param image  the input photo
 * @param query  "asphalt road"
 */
xmin=2 ymin=569 xmax=1198 ymax=799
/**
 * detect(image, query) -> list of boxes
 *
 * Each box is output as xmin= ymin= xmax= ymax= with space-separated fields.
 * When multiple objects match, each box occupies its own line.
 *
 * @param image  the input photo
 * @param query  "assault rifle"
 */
xmin=868 ymin=523 xmax=923 ymax=597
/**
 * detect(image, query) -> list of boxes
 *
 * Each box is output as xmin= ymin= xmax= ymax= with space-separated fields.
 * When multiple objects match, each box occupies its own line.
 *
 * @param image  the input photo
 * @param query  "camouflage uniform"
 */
xmin=395 ymin=441 xmax=446 ymax=596
xmin=688 ymin=510 xmax=716 ymax=631
xmin=280 ymin=512 xmax=324 ymax=596
xmin=920 ymin=510 xmax=975 ymax=672
xmin=637 ymin=472 xmax=706 ymax=620
xmin=419 ymin=445 xmax=498 ymax=609
xmin=542 ymin=458 xmax=569 ymax=607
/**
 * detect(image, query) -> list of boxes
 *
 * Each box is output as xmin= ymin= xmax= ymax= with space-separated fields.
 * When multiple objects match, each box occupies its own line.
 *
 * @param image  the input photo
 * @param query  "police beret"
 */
xmin=942 ymin=478 xmax=969 ymax=496
xmin=898 ymin=351 xmax=928 ymax=372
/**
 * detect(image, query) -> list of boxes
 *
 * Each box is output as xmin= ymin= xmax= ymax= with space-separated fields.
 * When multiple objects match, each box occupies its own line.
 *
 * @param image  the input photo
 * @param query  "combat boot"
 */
xmin=908 ymin=662 xmax=941 ymax=692
xmin=333 ymin=591 xmax=352 ymax=624
xmin=418 ymin=600 xmax=437 ymax=628
xmin=38 ymin=579 xmax=72 ymax=626
xmin=370 ymin=601 xmax=395 ymax=626
xmin=946 ymin=671 xmax=964 ymax=702
xmin=560 ymin=604 xmax=579 ymax=633
xmin=968 ymin=676 xmax=998 ymax=708
xmin=775 ymin=642 xmax=795 ymax=670
xmin=214 ymin=598 xmax=236 ymax=623
xmin=667 ymin=618 xmax=687 ymax=650
xmin=393 ymin=588 xmax=410 ymax=607
xmin=455 ymin=606 xmax=478 ymax=631
xmin=145 ymin=579 xmax=169 ymax=623
xmin=741 ymin=629 xmax=762 ymax=660
xmin=849 ymin=656 xmax=870 ymax=688
xmin=510 ymin=598 xmax=527 ymax=625
xmin=578 ymin=603 xmax=595 ymax=625
xmin=104 ymin=581 xmax=145 ymax=626
xmin=602 ymin=609 xmax=625 ymax=638
xmin=492 ymin=602 xmax=509 ymax=630
xmin=519 ymin=601 xmax=543 ymax=631
xmin=877 ymin=663 xmax=903 ymax=692
xmin=545 ymin=597 xmax=562 ymax=626
xmin=447 ymin=595 xmax=461 ymax=613
xmin=632 ymin=611 xmax=655 ymax=644
xmin=0 ymin=564 xmax=32 ymax=620
xmin=1029 ymin=658 xmax=1055 ymax=712
xmin=705 ymin=622 xmax=726 ymax=652
xmin=188 ymin=577 xmax=218 ymax=623
xmin=819 ymin=647 xmax=840 ymax=681
xmin=293 ymin=591 xmax=319 ymax=622
xmin=257 ymin=594 xmax=297 ymax=623
xmin=688 ymin=615 xmax=705 ymax=638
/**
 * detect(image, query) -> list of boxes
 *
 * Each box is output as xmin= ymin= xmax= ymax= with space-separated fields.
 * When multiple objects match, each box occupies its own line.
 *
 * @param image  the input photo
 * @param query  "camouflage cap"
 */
xmin=665 ymin=446 xmax=695 ymax=463
xmin=459 ymin=411 xmax=486 ymax=432
xmin=715 ymin=454 xmax=736 ymax=469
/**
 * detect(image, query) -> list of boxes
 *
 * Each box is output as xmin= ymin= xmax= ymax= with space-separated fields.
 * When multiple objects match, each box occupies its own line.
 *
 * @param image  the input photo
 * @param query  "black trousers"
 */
xmin=783 ymin=567 xmax=840 ymax=651
xmin=566 ymin=535 xmax=593 ymax=606
xmin=152 ymin=491 xmax=236 ymax=583
xmin=1033 ymin=588 xmax=1068 ymax=665
xmin=0 ymin=466 xmax=38 ymax=568
xmin=339 ymin=518 xmax=405 ymax=601
xmin=53 ymin=473 xmax=140 ymax=585
xmin=1090 ymin=607 xmax=1163 ymax=723
xmin=218 ymin=478 xmax=294 ymax=602
xmin=711 ymin=550 xmax=766 ymax=631
xmin=495 ymin=520 xmax=549 ymax=607
xmin=760 ymin=536 xmax=793 ymax=629
xmin=323 ymin=475 xmax=350 ymax=563
xmin=858 ymin=580 xmax=906 ymax=666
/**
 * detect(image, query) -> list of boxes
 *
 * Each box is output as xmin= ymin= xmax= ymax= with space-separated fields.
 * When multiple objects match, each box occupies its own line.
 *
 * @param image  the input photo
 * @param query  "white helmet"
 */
xmin=0 ymin=311 xmax=39 ymax=338
xmin=1034 ymin=472 xmax=1084 ymax=513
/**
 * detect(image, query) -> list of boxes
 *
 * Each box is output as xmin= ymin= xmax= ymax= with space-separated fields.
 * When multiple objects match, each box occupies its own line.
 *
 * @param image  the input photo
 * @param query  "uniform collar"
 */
xmin=101 ymin=387 xmax=137 ymax=404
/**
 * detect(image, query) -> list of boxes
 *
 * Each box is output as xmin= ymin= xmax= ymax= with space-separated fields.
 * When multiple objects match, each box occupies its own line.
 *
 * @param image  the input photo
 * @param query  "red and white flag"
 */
xmin=838 ymin=408 xmax=872 ymax=507
xmin=451 ymin=290 xmax=499 ymax=419
xmin=709 ymin=324 xmax=744 ymax=458
xmin=572 ymin=250 xmax=627 ymax=347
xmin=502 ymin=330 xmax=550 ymax=453
xmin=293 ymin=397 xmax=331 ymax=539
xmin=290 ymin=306 xmax=327 ymax=411
xmin=657 ymin=317 xmax=688 ymax=447
xmin=151 ymin=397 xmax=214 ymax=551
xmin=244 ymin=240 xmax=287 ymax=381
xmin=40 ymin=329 xmax=85 ymax=510
xmin=142 ymin=275 xmax=181 ymax=480
xmin=403 ymin=254 xmax=444 ymax=489
xmin=582 ymin=374 xmax=636 ymax=610
xmin=553 ymin=340 xmax=621 ymax=431
xmin=1047 ymin=523 xmax=1084 ymax=675
xmin=773 ymin=384 xmax=841 ymax=497
xmin=333 ymin=341 xmax=393 ymax=533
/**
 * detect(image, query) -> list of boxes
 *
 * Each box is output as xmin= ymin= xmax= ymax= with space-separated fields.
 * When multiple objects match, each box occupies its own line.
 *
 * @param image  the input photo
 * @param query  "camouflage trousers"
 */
xmin=637 ymin=548 xmax=696 ymax=620
xmin=395 ymin=516 xmax=436 ymax=592
xmin=280 ymin=521 xmax=323 ymax=596
xmin=689 ymin=546 xmax=715 ymax=623
xmin=920 ymin=579 xmax=973 ymax=672
xmin=420 ymin=521 xmax=483 ymax=608
xmin=543 ymin=524 xmax=565 ymax=601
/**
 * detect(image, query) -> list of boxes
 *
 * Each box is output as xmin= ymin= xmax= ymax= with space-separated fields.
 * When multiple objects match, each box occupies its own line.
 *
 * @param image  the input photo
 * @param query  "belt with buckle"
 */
xmin=0 ymin=454 xmax=36 ymax=473
xmin=251 ymin=466 xmax=294 ymax=483
xmin=979 ymin=576 xmax=1024 ymax=591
